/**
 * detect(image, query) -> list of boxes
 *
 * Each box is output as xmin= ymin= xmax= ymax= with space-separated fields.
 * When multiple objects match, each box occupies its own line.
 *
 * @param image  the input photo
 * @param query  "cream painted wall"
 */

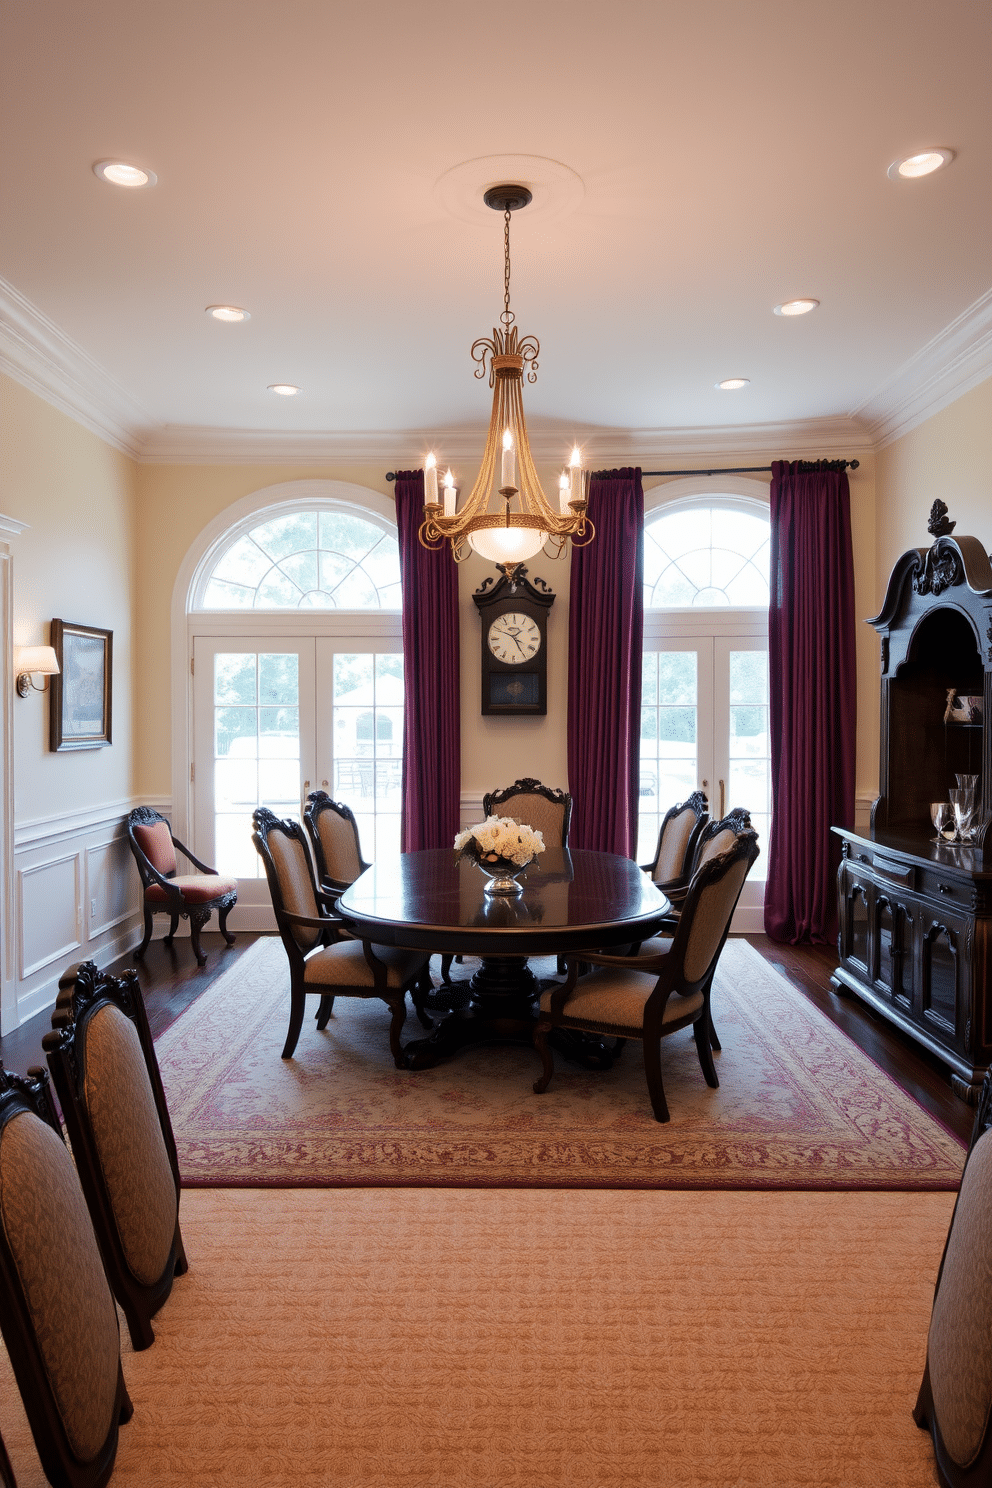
xmin=1 ymin=375 xmax=137 ymax=823
xmin=136 ymin=452 xmax=880 ymax=816
xmin=875 ymin=376 xmax=992 ymax=590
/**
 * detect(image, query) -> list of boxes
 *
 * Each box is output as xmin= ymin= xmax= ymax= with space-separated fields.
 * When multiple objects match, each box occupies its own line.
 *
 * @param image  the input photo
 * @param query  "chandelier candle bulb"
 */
xmin=559 ymin=471 xmax=571 ymax=515
xmin=501 ymin=430 xmax=516 ymax=490
xmin=424 ymin=453 xmax=439 ymax=506
xmin=443 ymin=470 xmax=457 ymax=517
xmin=569 ymin=448 xmax=583 ymax=505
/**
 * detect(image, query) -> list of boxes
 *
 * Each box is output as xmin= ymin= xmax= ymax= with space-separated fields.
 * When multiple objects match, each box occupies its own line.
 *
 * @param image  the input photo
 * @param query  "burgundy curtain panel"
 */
xmin=765 ymin=460 xmax=857 ymax=945
xmin=567 ymin=467 xmax=644 ymax=855
xmin=394 ymin=472 xmax=461 ymax=851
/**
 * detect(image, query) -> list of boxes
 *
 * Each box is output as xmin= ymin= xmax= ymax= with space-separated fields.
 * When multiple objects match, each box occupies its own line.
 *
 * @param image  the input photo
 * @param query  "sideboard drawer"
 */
xmin=919 ymin=870 xmax=971 ymax=908
xmin=870 ymin=853 xmax=915 ymax=889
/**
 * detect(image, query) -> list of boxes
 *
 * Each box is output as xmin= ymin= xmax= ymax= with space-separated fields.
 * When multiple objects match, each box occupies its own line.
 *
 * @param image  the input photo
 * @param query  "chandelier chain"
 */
xmin=501 ymin=207 xmax=514 ymax=330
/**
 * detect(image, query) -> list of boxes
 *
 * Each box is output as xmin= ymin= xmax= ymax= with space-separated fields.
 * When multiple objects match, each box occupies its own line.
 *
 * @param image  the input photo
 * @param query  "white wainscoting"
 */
xmin=8 ymin=797 xmax=169 ymax=1032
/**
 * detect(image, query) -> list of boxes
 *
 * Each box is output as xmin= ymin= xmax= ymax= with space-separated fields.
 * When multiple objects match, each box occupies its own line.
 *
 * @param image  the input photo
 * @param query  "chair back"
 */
xmin=0 ymin=1066 xmax=130 ymax=1487
xmin=915 ymin=1118 xmax=992 ymax=1479
xmin=482 ymin=777 xmax=572 ymax=847
xmin=666 ymin=829 xmax=760 ymax=991
xmin=692 ymin=806 xmax=754 ymax=872
xmin=252 ymin=808 xmax=323 ymax=952
xmin=127 ymin=806 xmax=178 ymax=885
xmin=647 ymin=791 xmax=708 ymax=886
xmin=43 ymin=960 xmax=184 ymax=1350
xmin=304 ymin=791 xmax=368 ymax=887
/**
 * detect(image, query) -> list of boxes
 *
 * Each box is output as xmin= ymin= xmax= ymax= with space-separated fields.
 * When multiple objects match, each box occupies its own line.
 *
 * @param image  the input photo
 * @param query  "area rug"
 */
xmin=0 ymin=1187 xmax=956 ymax=1487
xmin=155 ymin=936 xmax=965 ymax=1190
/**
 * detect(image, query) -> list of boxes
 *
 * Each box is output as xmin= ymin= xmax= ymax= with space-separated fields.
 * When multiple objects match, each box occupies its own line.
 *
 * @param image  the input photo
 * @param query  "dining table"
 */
xmin=336 ymin=845 xmax=670 ymax=1069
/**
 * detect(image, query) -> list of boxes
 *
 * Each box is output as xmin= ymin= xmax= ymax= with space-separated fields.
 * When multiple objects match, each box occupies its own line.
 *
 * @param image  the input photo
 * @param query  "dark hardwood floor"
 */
xmin=1 ymin=929 xmax=975 ymax=1145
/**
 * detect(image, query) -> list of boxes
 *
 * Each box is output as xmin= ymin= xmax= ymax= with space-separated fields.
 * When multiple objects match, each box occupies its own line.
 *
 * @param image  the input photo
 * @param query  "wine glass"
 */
xmin=955 ymin=773 xmax=980 ymax=794
xmin=949 ymin=788 xmax=976 ymax=843
xmin=930 ymin=802 xmax=954 ymax=842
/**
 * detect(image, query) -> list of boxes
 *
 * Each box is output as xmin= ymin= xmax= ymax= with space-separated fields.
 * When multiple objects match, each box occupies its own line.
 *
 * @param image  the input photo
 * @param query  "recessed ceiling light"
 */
xmin=206 ymin=305 xmax=250 ymax=323
xmin=887 ymin=148 xmax=954 ymax=180
xmin=716 ymin=378 xmax=750 ymax=391
xmin=93 ymin=160 xmax=157 ymax=189
xmin=774 ymin=298 xmax=819 ymax=316
xmin=268 ymin=384 xmax=299 ymax=396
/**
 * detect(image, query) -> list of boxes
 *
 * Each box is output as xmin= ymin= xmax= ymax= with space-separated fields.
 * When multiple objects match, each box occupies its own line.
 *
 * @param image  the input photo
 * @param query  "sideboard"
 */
xmin=831 ymin=503 xmax=992 ymax=1102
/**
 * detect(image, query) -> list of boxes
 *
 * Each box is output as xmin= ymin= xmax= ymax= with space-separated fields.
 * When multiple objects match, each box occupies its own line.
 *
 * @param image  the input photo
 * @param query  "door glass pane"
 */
xmin=728 ymin=649 xmax=770 ymax=881
xmin=638 ymin=651 xmax=698 ymax=860
xmin=332 ymin=652 xmax=404 ymax=859
xmin=213 ymin=653 xmax=300 ymax=878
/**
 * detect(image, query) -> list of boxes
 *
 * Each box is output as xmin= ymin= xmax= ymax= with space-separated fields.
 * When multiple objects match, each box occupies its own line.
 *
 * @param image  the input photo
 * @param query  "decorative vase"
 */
xmin=473 ymin=853 xmax=532 ymax=896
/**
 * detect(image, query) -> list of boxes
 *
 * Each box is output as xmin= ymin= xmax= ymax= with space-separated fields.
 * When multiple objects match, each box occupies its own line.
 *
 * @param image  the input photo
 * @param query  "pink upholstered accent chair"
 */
xmin=126 ymin=807 xmax=237 ymax=966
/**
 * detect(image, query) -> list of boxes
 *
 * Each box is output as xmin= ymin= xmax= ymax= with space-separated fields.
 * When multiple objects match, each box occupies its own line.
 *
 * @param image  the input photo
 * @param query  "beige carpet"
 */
xmin=156 ymin=937 xmax=964 ymax=1190
xmin=0 ymin=1187 xmax=953 ymax=1486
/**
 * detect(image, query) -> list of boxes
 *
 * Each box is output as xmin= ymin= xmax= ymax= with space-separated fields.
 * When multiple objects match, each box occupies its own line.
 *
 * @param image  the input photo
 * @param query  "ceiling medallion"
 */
xmin=418 ymin=185 xmax=594 ymax=568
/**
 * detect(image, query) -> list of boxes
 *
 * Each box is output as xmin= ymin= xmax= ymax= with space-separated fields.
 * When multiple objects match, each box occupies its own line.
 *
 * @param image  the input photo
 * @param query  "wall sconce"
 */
xmin=14 ymin=646 xmax=60 ymax=697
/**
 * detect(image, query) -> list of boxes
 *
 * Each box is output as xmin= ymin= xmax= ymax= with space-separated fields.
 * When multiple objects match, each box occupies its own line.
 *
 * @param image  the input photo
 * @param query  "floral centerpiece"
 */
xmin=454 ymin=815 xmax=545 ymax=895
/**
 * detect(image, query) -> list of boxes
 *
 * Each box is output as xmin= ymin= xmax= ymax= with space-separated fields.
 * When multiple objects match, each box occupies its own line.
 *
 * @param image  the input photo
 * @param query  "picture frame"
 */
xmin=49 ymin=620 xmax=113 ymax=751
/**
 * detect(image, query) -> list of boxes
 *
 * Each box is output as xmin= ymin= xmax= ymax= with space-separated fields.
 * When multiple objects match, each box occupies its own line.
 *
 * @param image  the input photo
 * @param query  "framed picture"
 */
xmin=49 ymin=620 xmax=113 ymax=751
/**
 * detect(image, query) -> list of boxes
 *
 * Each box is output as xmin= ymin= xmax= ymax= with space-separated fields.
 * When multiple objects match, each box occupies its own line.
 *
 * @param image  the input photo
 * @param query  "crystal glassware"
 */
xmin=949 ymin=788 xmax=976 ymax=843
xmin=930 ymin=802 xmax=954 ymax=842
xmin=955 ymin=773 xmax=980 ymax=793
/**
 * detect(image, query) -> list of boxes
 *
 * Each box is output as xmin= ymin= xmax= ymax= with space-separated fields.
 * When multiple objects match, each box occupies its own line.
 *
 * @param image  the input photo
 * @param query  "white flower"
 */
xmin=452 ymin=815 xmax=546 ymax=867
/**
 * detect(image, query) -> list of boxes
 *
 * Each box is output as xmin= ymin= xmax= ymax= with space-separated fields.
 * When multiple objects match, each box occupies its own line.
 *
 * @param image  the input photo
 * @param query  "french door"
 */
xmin=191 ymin=635 xmax=403 ymax=924
xmin=639 ymin=623 xmax=769 ymax=929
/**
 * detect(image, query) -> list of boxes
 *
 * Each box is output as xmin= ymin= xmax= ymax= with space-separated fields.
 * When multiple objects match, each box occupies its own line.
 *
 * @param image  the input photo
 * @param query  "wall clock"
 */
xmin=472 ymin=565 xmax=555 ymax=716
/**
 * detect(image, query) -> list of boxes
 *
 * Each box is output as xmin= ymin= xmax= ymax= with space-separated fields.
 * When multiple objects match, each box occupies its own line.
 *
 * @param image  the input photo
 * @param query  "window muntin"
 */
xmin=644 ymin=503 xmax=769 ymax=609
xmin=199 ymin=508 xmax=401 ymax=610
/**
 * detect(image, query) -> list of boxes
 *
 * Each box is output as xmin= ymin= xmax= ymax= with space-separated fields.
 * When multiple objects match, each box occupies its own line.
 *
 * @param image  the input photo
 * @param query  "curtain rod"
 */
xmin=385 ymin=458 xmax=859 ymax=482
xmin=613 ymin=459 xmax=860 ymax=478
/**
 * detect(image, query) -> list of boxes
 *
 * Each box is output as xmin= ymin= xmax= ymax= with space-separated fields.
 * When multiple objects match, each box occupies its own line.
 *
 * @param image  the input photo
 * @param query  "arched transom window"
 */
xmin=644 ymin=501 xmax=769 ymax=608
xmin=196 ymin=507 xmax=401 ymax=610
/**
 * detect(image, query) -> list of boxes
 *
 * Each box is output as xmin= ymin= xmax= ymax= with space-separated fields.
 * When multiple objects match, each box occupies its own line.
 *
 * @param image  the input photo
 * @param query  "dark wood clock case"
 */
xmin=832 ymin=502 xmax=992 ymax=1101
xmin=473 ymin=565 xmax=555 ymax=716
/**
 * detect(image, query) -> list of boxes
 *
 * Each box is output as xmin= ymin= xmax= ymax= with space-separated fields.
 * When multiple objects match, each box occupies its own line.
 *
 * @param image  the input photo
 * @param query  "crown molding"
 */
xmin=137 ymin=413 xmax=872 ymax=466
xmin=2 ymin=268 xmax=988 ymax=466
xmin=0 ymin=276 xmax=153 ymax=460
xmin=852 ymin=286 xmax=992 ymax=448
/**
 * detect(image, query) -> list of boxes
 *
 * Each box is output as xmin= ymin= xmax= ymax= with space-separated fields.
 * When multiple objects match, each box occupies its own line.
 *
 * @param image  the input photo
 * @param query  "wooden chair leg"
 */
xmin=218 ymin=904 xmax=237 ymax=945
xmin=693 ymin=1011 xmax=720 ymax=1089
xmin=386 ymin=996 xmax=408 ymax=1069
xmin=134 ymin=906 xmax=154 ymax=959
xmin=281 ymin=988 xmax=307 ymax=1058
xmin=118 ymin=1369 xmax=134 ymax=1424
xmin=315 ymin=994 xmax=335 ymax=1029
xmin=174 ymin=1221 xmax=189 ymax=1277
xmin=642 ymin=1036 xmax=671 ymax=1123
xmin=532 ymin=1018 xmax=555 ymax=1094
xmin=188 ymin=908 xmax=210 ymax=966
xmin=708 ymin=1011 xmax=722 ymax=1052
xmin=163 ymin=913 xmax=180 ymax=946
xmin=411 ymin=971 xmax=434 ymax=1030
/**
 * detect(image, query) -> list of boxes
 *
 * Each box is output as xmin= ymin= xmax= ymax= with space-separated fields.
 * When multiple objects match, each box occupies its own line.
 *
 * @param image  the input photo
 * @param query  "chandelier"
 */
xmin=418 ymin=184 xmax=594 ymax=566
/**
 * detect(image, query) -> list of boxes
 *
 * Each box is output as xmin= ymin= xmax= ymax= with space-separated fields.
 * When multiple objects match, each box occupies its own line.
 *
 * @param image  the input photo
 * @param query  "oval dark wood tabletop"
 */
xmin=336 ymin=846 xmax=670 ymax=956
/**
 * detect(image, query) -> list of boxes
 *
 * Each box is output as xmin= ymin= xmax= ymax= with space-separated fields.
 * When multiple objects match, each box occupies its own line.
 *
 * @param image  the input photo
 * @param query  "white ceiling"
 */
xmin=2 ymin=0 xmax=991 ymax=461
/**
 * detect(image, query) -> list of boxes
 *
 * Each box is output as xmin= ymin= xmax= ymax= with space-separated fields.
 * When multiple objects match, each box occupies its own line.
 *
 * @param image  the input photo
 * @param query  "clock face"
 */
xmin=487 ymin=611 xmax=542 ymax=666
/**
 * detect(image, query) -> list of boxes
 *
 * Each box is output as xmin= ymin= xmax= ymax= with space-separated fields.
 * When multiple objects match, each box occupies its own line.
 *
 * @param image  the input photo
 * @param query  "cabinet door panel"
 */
xmin=920 ymin=916 xmax=966 ymax=1047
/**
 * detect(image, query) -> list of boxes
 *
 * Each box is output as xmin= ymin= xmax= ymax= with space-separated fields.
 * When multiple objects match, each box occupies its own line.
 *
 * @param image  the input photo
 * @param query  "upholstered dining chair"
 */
xmin=483 ymin=777 xmax=572 ymax=847
xmin=127 ymin=805 xmax=237 ymax=966
xmin=914 ymin=1075 xmax=992 ymax=1485
xmin=252 ymin=808 xmax=433 ymax=1063
xmin=43 ymin=959 xmax=188 ymax=1351
xmin=441 ymin=777 xmax=573 ymax=985
xmin=304 ymin=790 xmax=369 ymax=893
xmin=623 ymin=807 xmax=757 ymax=1052
xmin=532 ymin=827 xmax=760 ymax=1122
xmin=0 ymin=1064 xmax=133 ymax=1488
xmin=641 ymin=790 xmax=709 ymax=895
